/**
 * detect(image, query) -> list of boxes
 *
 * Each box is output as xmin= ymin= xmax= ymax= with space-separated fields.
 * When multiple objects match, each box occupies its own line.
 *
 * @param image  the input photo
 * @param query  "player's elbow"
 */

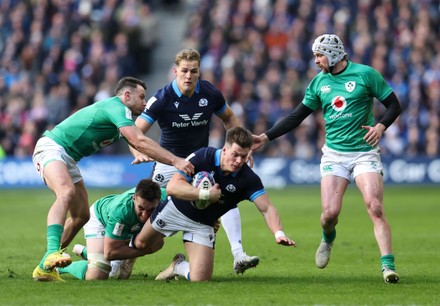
xmin=103 ymin=249 xmax=117 ymax=261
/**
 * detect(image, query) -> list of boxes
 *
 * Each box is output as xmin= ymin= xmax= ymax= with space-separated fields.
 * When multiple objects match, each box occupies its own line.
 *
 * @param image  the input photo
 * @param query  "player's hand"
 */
xmin=247 ymin=151 xmax=254 ymax=168
xmin=213 ymin=219 xmax=221 ymax=233
xmin=276 ymin=235 xmax=296 ymax=247
xmin=362 ymin=124 xmax=385 ymax=147
xmin=208 ymin=184 xmax=222 ymax=202
xmin=174 ymin=158 xmax=194 ymax=176
xmin=252 ymin=133 xmax=269 ymax=151
xmin=131 ymin=154 xmax=155 ymax=165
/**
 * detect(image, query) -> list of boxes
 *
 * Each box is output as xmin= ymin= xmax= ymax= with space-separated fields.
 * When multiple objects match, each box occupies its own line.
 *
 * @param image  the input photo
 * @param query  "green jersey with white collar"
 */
xmin=302 ymin=61 xmax=392 ymax=152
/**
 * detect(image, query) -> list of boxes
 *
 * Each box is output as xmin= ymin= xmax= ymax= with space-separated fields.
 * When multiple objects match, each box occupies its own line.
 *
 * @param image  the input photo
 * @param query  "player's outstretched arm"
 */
xmin=120 ymin=125 xmax=194 ymax=175
xmin=253 ymin=193 xmax=296 ymax=247
xmin=252 ymin=133 xmax=270 ymax=151
xmin=129 ymin=117 xmax=157 ymax=164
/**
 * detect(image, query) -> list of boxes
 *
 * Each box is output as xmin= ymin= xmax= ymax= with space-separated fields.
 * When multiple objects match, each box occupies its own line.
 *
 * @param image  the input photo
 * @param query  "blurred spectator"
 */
xmin=0 ymin=0 xmax=161 ymax=157
xmin=184 ymin=0 xmax=440 ymax=159
xmin=1 ymin=0 xmax=440 ymax=159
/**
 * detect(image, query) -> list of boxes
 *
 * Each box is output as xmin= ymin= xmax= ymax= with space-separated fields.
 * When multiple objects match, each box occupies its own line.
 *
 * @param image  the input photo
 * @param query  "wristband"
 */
xmin=275 ymin=230 xmax=285 ymax=239
xmin=199 ymin=189 xmax=210 ymax=201
xmin=130 ymin=233 xmax=138 ymax=249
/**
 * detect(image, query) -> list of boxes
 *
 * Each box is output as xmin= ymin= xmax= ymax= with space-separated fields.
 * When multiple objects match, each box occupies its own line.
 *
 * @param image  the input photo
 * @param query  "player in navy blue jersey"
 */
xmin=129 ymin=49 xmax=259 ymax=274
xmin=133 ymin=127 xmax=296 ymax=282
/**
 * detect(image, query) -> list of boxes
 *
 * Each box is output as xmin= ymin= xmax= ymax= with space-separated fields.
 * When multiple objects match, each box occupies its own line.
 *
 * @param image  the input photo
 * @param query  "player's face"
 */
xmin=314 ymin=53 xmax=330 ymax=73
xmin=221 ymin=143 xmax=250 ymax=174
xmin=126 ymin=85 xmax=147 ymax=116
xmin=174 ymin=60 xmax=200 ymax=97
xmin=133 ymin=194 xmax=159 ymax=223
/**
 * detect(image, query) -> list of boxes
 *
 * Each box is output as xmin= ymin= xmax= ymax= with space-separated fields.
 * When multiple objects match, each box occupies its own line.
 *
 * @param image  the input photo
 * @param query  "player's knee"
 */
xmin=56 ymin=184 xmax=76 ymax=202
xmin=88 ymin=253 xmax=111 ymax=275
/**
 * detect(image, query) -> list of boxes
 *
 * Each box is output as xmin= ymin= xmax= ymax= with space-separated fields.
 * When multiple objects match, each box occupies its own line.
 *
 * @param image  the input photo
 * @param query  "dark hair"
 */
xmin=135 ymin=179 xmax=161 ymax=202
xmin=225 ymin=127 xmax=254 ymax=149
xmin=114 ymin=76 xmax=146 ymax=95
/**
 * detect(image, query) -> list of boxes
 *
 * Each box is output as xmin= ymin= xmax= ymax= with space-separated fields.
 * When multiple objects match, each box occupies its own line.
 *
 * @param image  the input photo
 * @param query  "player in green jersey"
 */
xmin=58 ymin=179 xmax=165 ymax=281
xmin=252 ymin=34 xmax=402 ymax=283
xmin=32 ymin=76 xmax=194 ymax=282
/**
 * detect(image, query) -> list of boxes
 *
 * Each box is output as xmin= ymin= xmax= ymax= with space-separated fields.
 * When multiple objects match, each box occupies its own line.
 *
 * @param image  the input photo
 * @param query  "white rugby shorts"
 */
xmin=32 ymin=137 xmax=82 ymax=184
xmin=320 ymin=145 xmax=383 ymax=181
xmin=151 ymin=162 xmax=178 ymax=187
xmin=83 ymin=203 xmax=106 ymax=239
xmin=151 ymin=199 xmax=216 ymax=248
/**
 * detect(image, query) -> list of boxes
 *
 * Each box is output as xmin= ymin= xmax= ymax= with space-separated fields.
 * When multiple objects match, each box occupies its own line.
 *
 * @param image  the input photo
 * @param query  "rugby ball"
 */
xmin=191 ymin=171 xmax=215 ymax=209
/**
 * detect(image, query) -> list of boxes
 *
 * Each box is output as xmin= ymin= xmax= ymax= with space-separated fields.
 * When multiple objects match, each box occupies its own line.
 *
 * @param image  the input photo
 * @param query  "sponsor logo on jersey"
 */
xmin=331 ymin=96 xmax=347 ymax=112
xmin=345 ymin=81 xmax=356 ymax=92
xmin=171 ymin=113 xmax=209 ymax=128
xmin=156 ymin=219 xmax=166 ymax=228
xmin=99 ymin=138 xmax=115 ymax=148
xmin=225 ymin=184 xmax=236 ymax=193
xmin=199 ymin=98 xmax=208 ymax=107
xmin=174 ymin=101 xmax=180 ymax=108
xmin=179 ymin=113 xmax=203 ymax=121
xmin=131 ymin=224 xmax=141 ymax=232
xmin=329 ymin=95 xmax=353 ymax=120
xmin=113 ymin=222 xmax=124 ymax=237
xmin=154 ymin=173 xmax=165 ymax=183
xmin=320 ymin=85 xmax=331 ymax=93
xmin=322 ymin=165 xmax=333 ymax=172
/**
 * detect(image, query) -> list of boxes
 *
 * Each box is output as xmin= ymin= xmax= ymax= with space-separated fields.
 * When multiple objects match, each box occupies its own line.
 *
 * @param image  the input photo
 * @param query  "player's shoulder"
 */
xmin=146 ymin=84 xmax=173 ymax=110
xmin=347 ymin=61 xmax=376 ymax=74
xmin=95 ymin=96 xmax=122 ymax=107
xmin=192 ymin=146 xmax=217 ymax=157
xmin=153 ymin=84 xmax=172 ymax=101
xmin=199 ymin=80 xmax=222 ymax=95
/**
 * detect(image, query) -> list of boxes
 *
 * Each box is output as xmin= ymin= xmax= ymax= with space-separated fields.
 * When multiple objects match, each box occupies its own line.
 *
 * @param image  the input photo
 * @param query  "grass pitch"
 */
xmin=0 ymin=185 xmax=439 ymax=305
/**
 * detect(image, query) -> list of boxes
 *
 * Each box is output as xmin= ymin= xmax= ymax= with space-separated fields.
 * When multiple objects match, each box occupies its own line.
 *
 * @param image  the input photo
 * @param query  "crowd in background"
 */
xmin=1 ymin=0 xmax=439 ymax=160
xmin=0 ymin=0 xmax=160 ymax=157
xmin=185 ymin=0 xmax=440 ymax=159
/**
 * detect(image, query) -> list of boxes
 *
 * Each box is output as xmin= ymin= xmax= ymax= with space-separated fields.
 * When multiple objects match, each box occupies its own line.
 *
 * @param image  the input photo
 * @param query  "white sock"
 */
xmin=221 ymin=207 xmax=244 ymax=259
xmin=175 ymin=260 xmax=190 ymax=280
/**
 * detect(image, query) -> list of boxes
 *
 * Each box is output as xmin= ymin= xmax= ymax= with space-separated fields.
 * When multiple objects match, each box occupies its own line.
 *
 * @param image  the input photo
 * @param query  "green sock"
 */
xmin=58 ymin=260 xmax=88 ymax=280
xmin=82 ymin=247 xmax=88 ymax=260
xmin=322 ymin=229 xmax=336 ymax=244
xmin=381 ymin=254 xmax=396 ymax=271
xmin=39 ymin=224 xmax=64 ymax=269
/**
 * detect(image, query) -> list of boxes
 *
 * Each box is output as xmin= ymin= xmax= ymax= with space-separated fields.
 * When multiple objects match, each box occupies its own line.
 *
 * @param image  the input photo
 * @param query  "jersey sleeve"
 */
xmin=244 ymin=168 xmax=266 ymax=202
xmin=213 ymin=92 xmax=227 ymax=115
xmin=365 ymin=66 xmax=393 ymax=101
xmin=302 ymin=76 xmax=322 ymax=111
xmin=104 ymin=99 xmax=136 ymax=129
xmin=140 ymin=95 xmax=160 ymax=124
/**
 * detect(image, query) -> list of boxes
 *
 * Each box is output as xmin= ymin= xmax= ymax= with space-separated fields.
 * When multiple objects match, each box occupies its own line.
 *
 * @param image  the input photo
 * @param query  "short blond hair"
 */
xmin=174 ymin=49 xmax=201 ymax=67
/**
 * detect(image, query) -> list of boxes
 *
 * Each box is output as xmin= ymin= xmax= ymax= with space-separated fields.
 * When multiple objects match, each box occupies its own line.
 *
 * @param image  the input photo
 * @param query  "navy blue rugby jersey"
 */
xmin=171 ymin=147 xmax=266 ymax=226
xmin=139 ymin=80 xmax=227 ymax=158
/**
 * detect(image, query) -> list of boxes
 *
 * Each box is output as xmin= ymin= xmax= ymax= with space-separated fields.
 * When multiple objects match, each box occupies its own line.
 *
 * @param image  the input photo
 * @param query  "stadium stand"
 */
xmin=0 ymin=0 xmax=439 ymax=159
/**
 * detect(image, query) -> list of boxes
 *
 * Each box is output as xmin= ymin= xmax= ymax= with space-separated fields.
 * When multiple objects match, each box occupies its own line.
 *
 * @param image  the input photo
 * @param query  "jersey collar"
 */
xmin=172 ymin=80 xmax=200 ymax=97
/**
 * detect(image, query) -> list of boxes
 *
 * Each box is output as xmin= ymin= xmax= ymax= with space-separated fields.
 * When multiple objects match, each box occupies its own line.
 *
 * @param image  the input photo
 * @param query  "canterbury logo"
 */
xmin=179 ymin=113 xmax=203 ymax=121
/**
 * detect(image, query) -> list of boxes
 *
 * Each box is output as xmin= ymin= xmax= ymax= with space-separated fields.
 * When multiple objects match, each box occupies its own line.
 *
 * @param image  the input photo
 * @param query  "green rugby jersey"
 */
xmin=94 ymin=188 xmax=167 ymax=240
xmin=303 ymin=61 xmax=392 ymax=152
xmin=44 ymin=97 xmax=135 ymax=161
